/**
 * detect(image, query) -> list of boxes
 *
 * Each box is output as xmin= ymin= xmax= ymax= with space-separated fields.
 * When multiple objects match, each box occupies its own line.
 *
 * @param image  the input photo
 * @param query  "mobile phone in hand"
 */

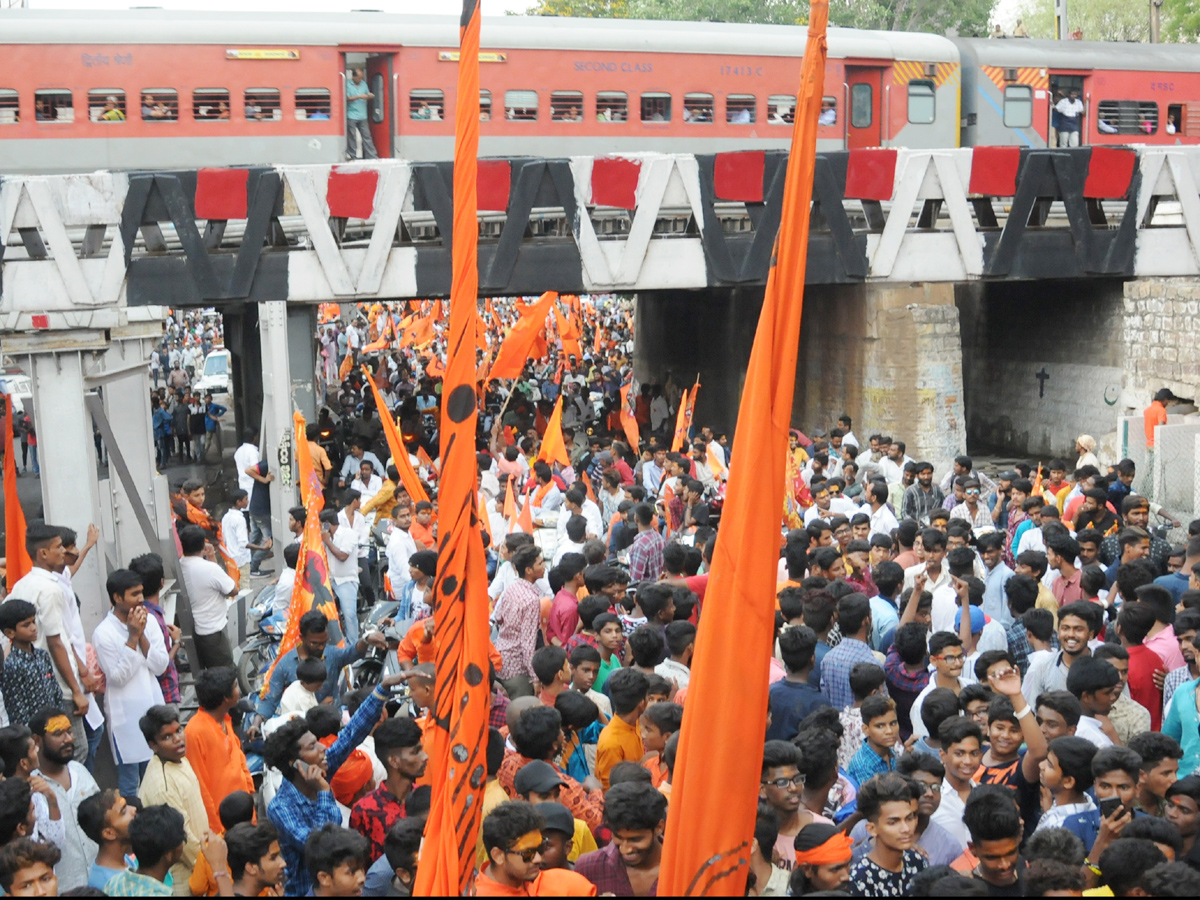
xmin=1099 ymin=796 xmax=1123 ymax=819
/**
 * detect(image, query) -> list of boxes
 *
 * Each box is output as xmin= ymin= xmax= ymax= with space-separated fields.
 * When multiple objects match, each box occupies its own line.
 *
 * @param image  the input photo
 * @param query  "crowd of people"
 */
xmin=1 ymin=292 xmax=1200 ymax=897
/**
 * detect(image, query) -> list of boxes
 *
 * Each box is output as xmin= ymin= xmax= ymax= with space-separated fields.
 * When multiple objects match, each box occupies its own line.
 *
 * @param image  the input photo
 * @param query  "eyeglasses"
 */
xmin=935 ymin=653 xmax=965 ymax=664
xmin=762 ymin=773 xmax=806 ymax=790
xmin=965 ymin=489 xmax=980 ymax=496
xmin=505 ymin=846 xmax=542 ymax=863
xmin=914 ymin=781 xmax=942 ymax=794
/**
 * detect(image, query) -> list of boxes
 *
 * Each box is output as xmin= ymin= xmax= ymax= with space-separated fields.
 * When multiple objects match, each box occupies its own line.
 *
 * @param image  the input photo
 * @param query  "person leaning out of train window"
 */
xmin=819 ymin=100 xmax=837 ymax=126
xmin=1056 ymin=89 xmax=1085 ymax=147
xmin=101 ymin=96 xmax=125 ymax=122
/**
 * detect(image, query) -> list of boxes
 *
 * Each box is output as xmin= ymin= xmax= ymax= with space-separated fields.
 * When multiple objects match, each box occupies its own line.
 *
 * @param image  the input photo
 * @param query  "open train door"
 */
xmin=366 ymin=54 xmax=395 ymax=158
xmin=845 ymin=66 xmax=884 ymax=149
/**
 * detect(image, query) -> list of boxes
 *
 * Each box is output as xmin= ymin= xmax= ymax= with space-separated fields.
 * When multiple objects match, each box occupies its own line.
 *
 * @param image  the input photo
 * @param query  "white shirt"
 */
xmin=221 ymin=508 xmax=251 ymax=568
xmin=903 ymin=562 xmax=951 ymax=598
xmin=233 ymin=442 xmax=261 ymax=495
xmin=650 ymin=396 xmax=670 ymax=431
xmin=556 ymin=501 xmax=604 ymax=544
xmin=93 ymin=609 xmax=169 ymax=764
xmin=179 ymin=555 xmax=235 ymax=635
xmin=273 ymin=566 xmax=296 ymax=617
xmin=385 ymin=526 xmax=418 ymax=593
xmin=54 ymin=569 xmax=105 ymax=729
xmin=930 ymin=778 xmax=975 ymax=851
xmin=489 ymin=560 xmax=552 ymax=602
xmin=910 ymin=677 xmax=962 ymax=739
xmin=552 ymin=539 xmax=586 ymax=566
xmin=929 ymin=582 xmax=960 ymax=634
xmin=1017 ymin=526 xmax=1046 ymax=557
xmin=1075 ymin=715 xmax=1114 ymax=749
xmin=330 ymin=525 xmax=360 ymax=583
xmin=869 ymin=504 xmax=900 ymax=538
xmin=1056 ymin=97 xmax=1084 ymax=119
xmin=352 ymin=473 xmax=384 ymax=509
xmin=655 ymin=658 xmax=691 ymax=691
xmin=34 ymin=761 xmax=99 ymax=892
xmin=338 ymin=508 xmax=371 ymax=557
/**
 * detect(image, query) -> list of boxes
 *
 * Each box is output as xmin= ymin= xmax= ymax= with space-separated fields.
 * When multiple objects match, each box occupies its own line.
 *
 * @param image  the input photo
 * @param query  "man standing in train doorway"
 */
xmin=1056 ymin=88 xmax=1085 ymax=147
xmin=346 ymin=68 xmax=379 ymax=161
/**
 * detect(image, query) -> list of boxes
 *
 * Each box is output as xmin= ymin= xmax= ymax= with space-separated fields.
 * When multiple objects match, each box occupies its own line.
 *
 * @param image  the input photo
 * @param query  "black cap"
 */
xmin=532 ymin=801 xmax=574 ymax=836
xmin=513 ymin=760 xmax=566 ymax=797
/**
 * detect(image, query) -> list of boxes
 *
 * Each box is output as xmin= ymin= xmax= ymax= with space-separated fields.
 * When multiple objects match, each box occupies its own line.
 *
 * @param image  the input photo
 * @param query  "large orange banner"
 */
xmin=658 ymin=1 xmax=827 ymax=894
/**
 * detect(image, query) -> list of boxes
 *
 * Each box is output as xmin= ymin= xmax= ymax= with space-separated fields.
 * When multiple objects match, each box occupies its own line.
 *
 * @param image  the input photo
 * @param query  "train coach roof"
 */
xmin=0 ymin=9 xmax=960 ymax=62
xmin=956 ymin=36 xmax=1200 ymax=73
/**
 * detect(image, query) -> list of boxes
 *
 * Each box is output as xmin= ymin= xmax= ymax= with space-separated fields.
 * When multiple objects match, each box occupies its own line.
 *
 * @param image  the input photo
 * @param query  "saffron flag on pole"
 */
xmin=657 ymin=1 xmax=827 ymax=894
xmin=261 ymin=411 xmax=342 ymax=696
xmin=412 ymin=0 xmax=492 ymax=890
xmin=685 ymin=375 xmax=700 ymax=432
xmin=670 ymin=388 xmax=691 ymax=453
xmin=515 ymin=483 xmax=534 ymax=535
xmin=362 ymin=367 xmax=430 ymax=507
xmin=487 ymin=290 xmax=558 ymax=381
xmin=3 ymin=395 xmax=32 ymax=591
xmin=537 ymin=396 xmax=570 ymax=467
xmin=619 ymin=381 xmax=640 ymax=452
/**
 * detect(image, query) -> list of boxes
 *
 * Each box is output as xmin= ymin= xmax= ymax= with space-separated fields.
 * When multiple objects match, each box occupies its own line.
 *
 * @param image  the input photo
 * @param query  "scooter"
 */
xmin=234 ymin=582 xmax=285 ymax=698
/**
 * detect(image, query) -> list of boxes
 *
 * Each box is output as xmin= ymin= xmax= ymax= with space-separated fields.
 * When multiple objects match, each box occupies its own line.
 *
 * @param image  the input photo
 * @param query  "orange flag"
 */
xmin=3 ymin=395 xmax=32 ymax=591
xmin=362 ymin=368 xmax=430 ymax=507
xmin=337 ymin=350 xmax=353 ymax=383
xmin=658 ymin=1 xmax=827 ymax=895
xmin=686 ymin=375 xmax=700 ymax=428
xmin=488 ymin=290 xmax=558 ymax=381
xmin=554 ymin=306 xmax=582 ymax=361
xmin=537 ymin=396 xmax=570 ymax=467
xmin=670 ymin=388 xmax=691 ymax=453
xmin=417 ymin=445 xmax=438 ymax=475
xmin=515 ymin=482 xmax=534 ymax=535
xmin=412 ymin=0 xmax=491 ymax=890
xmin=619 ymin=382 xmax=640 ymax=452
xmin=262 ymin=412 xmax=343 ymax=696
xmin=582 ymin=470 xmax=598 ymax=505
xmin=502 ymin=475 xmax=517 ymax=522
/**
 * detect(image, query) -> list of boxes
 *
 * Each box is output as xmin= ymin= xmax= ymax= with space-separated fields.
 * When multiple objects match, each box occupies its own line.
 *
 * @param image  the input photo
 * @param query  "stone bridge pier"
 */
xmin=635 ymin=282 xmax=967 ymax=472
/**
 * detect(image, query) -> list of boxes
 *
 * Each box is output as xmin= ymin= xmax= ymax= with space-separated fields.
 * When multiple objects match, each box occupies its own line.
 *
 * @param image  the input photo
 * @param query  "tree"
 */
xmin=525 ymin=0 xmax=807 ymax=23
xmin=830 ymin=0 xmax=995 ymax=35
xmin=1010 ymin=0 xmax=1149 ymax=41
xmin=1163 ymin=0 xmax=1200 ymax=42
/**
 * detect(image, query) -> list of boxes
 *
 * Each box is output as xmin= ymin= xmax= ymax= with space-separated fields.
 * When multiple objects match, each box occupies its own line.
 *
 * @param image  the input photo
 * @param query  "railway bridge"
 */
xmin=4 ymin=144 xmax=1200 ymax=623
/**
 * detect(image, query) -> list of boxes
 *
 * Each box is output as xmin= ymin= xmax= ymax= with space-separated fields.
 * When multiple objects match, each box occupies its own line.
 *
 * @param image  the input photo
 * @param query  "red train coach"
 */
xmin=0 ymin=9 xmax=959 ymax=173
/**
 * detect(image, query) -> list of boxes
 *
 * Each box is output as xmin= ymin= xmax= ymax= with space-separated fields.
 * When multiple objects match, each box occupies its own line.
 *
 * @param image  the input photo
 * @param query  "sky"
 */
xmin=28 ymin=0 xmax=530 ymax=15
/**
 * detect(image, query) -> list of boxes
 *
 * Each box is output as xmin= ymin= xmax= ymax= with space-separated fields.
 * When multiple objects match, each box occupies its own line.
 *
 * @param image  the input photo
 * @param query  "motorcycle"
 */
xmin=234 ymin=582 xmax=285 ymax=698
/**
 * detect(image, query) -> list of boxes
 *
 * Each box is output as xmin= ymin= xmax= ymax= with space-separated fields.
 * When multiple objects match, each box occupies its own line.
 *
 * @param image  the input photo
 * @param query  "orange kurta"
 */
xmin=184 ymin=709 xmax=255 ymax=833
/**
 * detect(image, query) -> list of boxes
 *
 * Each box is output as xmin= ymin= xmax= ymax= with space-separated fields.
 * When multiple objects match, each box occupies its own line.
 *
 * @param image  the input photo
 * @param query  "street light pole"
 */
xmin=1150 ymin=0 xmax=1163 ymax=42
xmin=1055 ymin=0 xmax=1069 ymax=40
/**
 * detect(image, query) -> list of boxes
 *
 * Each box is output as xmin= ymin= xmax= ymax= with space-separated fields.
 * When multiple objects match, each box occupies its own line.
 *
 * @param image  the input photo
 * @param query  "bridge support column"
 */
xmin=258 ymin=302 xmax=318 ymax=543
xmin=9 ymin=323 xmax=168 ymax=635
xmin=634 ymin=288 xmax=764 ymax=439
xmin=795 ymin=283 xmax=965 ymax=473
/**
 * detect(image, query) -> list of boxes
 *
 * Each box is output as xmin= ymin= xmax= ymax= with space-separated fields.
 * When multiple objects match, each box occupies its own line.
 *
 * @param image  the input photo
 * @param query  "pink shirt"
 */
xmin=546 ymin=589 xmax=580 ymax=647
xmin=1147 ymin=624 xmax=1187 ymax=672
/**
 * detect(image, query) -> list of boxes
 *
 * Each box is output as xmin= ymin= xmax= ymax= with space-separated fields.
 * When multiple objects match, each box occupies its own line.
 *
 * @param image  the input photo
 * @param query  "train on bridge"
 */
xmin=3 ymin=9 xmax=1200 ymax=173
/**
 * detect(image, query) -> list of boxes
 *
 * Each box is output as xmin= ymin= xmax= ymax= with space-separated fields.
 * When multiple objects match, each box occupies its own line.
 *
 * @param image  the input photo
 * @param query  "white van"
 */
xmin=193 ymin=349 xmax=231 ymax=396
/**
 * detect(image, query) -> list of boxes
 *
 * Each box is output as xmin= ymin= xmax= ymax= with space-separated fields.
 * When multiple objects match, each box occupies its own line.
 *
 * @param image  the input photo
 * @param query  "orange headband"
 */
xmin=794 ymin=832 xmax=853 ymax=867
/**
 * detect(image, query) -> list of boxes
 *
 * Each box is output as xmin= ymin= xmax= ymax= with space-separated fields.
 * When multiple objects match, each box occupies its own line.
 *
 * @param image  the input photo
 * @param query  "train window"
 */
xmin=551 ymin=91 xmax=584 ymax=122
xmin=597 ymin=91 xmax=627 ymax=122
xmin=1003 ymin=85 xmax=1032 ymax=128
xmin=480 ymin=89 xmax=492 ymax=122
xmin=504 ymin=90 xmax=539 ymax=121
xmin=726 ymin=94 xmax=755 ymax=124
xmin=1168 ymin=103 xmax=1182 ymax=135
xmin=683 ymin=93 xmax=714 ymax=124
xmin=141 ymin=89 xmax=178 ymax=122
xmin=641 ymin=92 xmax=671 ymax=122
xmin=295 ymin=88 xmax=331 ymax=120
xmin=0 ymin=89 xmax=17 ymax=124
xmin=850 ymin=83 xmax=872 ymax=128
xmin=34 ymin=89 xmax=73 ymax=123
xmin=907 ymin=80 xmax=936 ymax=124
xmin=768 ymin=94 xmax=795 ymax=125
xmin=820 ymin=96 xmax=837 ymax=125
xmin=88 ymin=89 xmax=126 ymax=123
xmin=193 ymin=89 xmax=230 ymax=121
xmin=410 ymin=89 xmax=444 ymax=121
xmin=1097 ymin=99 xmax=1158 ymax=135
xmin=245 ymin=88 xmax=281 ymax=122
